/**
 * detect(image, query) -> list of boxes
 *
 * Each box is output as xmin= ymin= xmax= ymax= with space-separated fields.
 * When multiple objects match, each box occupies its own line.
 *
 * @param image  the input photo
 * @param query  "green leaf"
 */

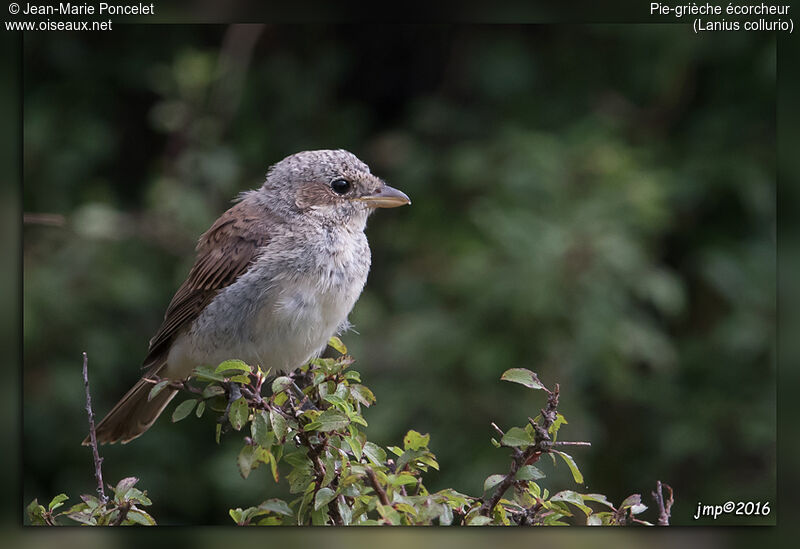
xmin=345 ymin=434 xmax=363 ymax=460
xmin=314 ymin=487 xmax=336 ymax=510
xmin=47 ymin=493 xmax=69 ymax=512
xmin=403 ymin=430 xmax=430 ymax=451
xmin=271 ymin=376 xmax=293 ymax=394
xmin=311 ymin=507 xmax=329 ymax=525
xmin=553 ymin=450 xmax=584 ymax=484
xmin=251 ymin=410 xmax=272 ymax=447
xmin=363 ymin=441 xmax=387 ymax=466
xmin=171 ymin=399 xmax=196 ymax=422
xmin=215 ymin=423 xmax=222 ymax=444
xmin=328 ymin=336 xmax=347 ymax=354
xmin=283 ymin=449 xmax=311 ymax=468
xmin=215 ymin=359 xmax=251 ymax=374
xmin=500 ymin=426 xmax=533 ymax=447
xmin=229 ymin=397 xmax=249 ymax=431
xmin=338 ymin=497 xmax=353 ymax=525
xmin=195 ymin=400 xmax=206 ymax=418
xmin=258 ymin=498 xmax=293 ymax=516
xmin=582 ymin=493 xmax=615 ymax=509
xmin=515 ymin=465 xmax=545 ymax=481
xmin=334 ymin=382 xmax=349 ymax=399
xmin=304 ymin=409 xmax=349 ymax=432
xmin=500 ymin=368 xmax=545 ymax=390
xmin=114 ymin=477 xmax=139 ymax=499
xmin=193 ymin=365 xmax=225 ymax=382
xmin=126 ymin=509 xmax=156 ymax=525
xmin=148 ymin=380 xmax=171 ymax=402
xmin=551 ymin=490 xmax=593 ymax=516
xmin=270 ymin=409 xmax=288 ymax=442
xmin=66 ymin=511 xmax=96 ymax=526
xmin=321 ymin=455 xmax=337 ymax=488
xmin=256 ymin=516 xmax=283 ymax=526
xmin=265 ymin=449 xmax=279 ymax=482
xmin=396 ymin=448 xmax=425 ymax=471
xmin=620 ymin=493 xmax=645 ymax=512
xmin=27 ymin=499 xmax=46 ymax=525
xmin=80 ymin=494 xmax=100 ymax=509
xmin=126 ymin=488 xmax=152 ymax=506
xmin=238 ymin=445 xmax=259 ymax=479
xmin=201 ymin=384 xmax=225 ymax=399
xmin=350 ymin=384 xmax=375 ymax=407
xmin=392 ymin=473 xmax=418 ymax=486
xmin=467 ymin=515 xmax=493 ymax=526
xmin=349 ymin=413 xmax=368 ymax=428
xmin=548 ymin=412 xmax=568 ymax=435
xmin=229 ymin=374 xmax=251 ymax=384
xmin=344 ymin=370 xmax=361 ymax=382
xmin=484 ymin=474 xmax=505 ymax=492
xmin=323 ymin=394 xmax=349 ymax=410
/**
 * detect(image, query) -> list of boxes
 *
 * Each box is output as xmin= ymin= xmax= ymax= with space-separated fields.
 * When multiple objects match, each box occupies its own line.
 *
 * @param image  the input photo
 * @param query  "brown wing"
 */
xmin=142 ymin=197 xmax=275 ymax=370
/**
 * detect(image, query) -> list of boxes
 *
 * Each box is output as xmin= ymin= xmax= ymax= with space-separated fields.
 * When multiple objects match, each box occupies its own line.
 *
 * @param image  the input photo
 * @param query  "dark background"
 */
xmin=22 ymin=24 xmax=775 ymax=525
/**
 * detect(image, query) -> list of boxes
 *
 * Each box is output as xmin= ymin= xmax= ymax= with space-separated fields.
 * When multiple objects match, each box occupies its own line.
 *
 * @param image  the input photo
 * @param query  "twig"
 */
xmin=480 ymin=380 xmax=569 ymax=518
xmin=364 ymin=466 xmax=390 ymax=506
xmin=82 ymin=352 xmax=107 ymax=504
xmin=172 ymin=379 xmax=203 ymax=395
xmin=652 ymin=481 xmax=673 ymax=526
xmin=110 ymin=501 xmax=131 ymax=526
xmin=552 ymin=441 xmax=592 ymax=447
xmin=297 ymin=427 xmax=344 ymax=525
xmin=490 ymin=422 xmax=505 ymax=439
xmin=23 ymin=212 xmax=66 ymax=226
xmin=479 ymin=447 xmax=526 ymax=516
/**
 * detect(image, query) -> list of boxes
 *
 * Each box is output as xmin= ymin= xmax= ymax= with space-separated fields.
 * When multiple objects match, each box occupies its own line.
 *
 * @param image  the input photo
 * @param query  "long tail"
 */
xmin=82 ymin=378 xmax=178 ymax=445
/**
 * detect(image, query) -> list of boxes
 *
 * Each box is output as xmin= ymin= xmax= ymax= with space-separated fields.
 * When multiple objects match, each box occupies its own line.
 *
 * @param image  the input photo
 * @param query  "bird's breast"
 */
xmin=184 ymin=230 xmax=371 ymax=373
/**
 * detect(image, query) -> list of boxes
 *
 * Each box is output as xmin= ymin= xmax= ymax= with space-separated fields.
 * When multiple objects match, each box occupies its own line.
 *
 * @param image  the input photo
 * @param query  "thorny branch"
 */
xmin=82 ymin=352 xmax=107 ymax=504
xmin=480 ymin=381 xmax=591 ymax=520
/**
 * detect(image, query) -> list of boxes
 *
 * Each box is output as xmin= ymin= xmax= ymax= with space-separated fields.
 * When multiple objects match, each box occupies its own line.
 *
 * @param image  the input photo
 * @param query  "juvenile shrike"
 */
xmin=84 ymin=149 xmax=410 ymax=444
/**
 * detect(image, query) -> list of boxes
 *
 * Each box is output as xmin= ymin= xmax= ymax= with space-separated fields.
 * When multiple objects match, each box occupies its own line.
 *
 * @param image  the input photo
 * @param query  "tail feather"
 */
xmin=82 ymin=378 xmax=178 ymax=445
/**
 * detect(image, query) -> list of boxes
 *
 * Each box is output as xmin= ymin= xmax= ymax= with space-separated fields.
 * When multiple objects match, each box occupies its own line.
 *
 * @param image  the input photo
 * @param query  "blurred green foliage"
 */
xmin=23 ymin=24 xmax=775 ymax=525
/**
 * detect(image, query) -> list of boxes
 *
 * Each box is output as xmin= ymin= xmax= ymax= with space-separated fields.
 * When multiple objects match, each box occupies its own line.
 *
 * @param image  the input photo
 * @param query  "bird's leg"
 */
xmin=218 ymin=381 xmax=242 ymax=428
xmin=291 ymin=380 xmax=318 ymax=411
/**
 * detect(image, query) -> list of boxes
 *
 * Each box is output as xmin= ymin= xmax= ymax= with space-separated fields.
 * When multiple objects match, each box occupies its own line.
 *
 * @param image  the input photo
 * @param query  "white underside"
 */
xmin=163 ymin=244 xmax=368 ymax=379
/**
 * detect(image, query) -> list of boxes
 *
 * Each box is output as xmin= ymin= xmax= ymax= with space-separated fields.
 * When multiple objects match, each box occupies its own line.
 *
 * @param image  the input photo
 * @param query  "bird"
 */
xmin=84 ymin=149 xmax=410 ymax=445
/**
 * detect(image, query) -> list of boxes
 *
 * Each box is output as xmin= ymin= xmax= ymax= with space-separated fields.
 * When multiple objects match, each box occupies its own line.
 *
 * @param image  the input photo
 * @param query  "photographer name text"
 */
xmin=19 ymin=2 xmax=154 ymax=15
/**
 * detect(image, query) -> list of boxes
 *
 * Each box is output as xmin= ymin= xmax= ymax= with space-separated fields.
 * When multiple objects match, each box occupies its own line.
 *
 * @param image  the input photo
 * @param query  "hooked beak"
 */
xmin=358 ymin=184 xmax=411 ymax=208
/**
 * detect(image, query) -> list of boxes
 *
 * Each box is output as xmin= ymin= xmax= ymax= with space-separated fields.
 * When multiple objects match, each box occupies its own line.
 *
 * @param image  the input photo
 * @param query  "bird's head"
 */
xmin=260 ymin=149 xmax=410 ymax=228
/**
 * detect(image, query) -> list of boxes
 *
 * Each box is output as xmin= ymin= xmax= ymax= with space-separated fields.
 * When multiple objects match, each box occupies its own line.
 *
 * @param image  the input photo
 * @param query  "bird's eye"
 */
xmin=330 ymin=179 xmax=352 ymax=195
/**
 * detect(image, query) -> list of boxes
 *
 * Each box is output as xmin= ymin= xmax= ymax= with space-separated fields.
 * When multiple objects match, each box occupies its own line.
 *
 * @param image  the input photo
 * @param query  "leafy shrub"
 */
xmin=28 ymin=339 xmax=671 ymax=526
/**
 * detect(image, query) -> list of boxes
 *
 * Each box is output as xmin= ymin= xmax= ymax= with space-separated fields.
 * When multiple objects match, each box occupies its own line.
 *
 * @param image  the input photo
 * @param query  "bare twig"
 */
xmin=652 ymin=481 xmax=673 ymax=526
xmin=552 ymin=441 xmax=592 ymax=447
xmin=82 ymin=352 xmax=107 ymax=504
xmin=490 ymin=422 xmax=505 ymax=439
xmin=23 ymin=213 xmax=66 ymax=226
xmin=364 ymin=466 xmax=390 ymax=506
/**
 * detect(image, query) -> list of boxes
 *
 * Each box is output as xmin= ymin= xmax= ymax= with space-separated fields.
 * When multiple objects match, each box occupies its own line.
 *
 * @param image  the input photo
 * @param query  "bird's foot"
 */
xmin=291 ymin=381 xmax=318 ymax=411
